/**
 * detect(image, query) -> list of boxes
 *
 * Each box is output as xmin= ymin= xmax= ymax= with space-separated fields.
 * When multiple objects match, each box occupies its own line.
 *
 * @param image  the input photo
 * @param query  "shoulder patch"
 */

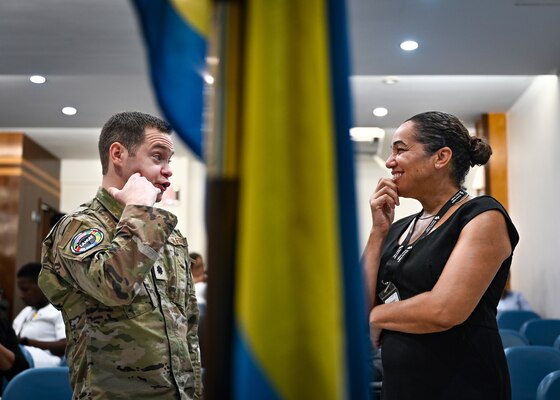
xmin=70 ymin=228 xmax=104 ymax=255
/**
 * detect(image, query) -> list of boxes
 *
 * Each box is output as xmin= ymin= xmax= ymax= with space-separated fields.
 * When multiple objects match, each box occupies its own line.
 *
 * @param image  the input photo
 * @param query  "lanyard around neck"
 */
xmin=391 ymin=189 xmax=468 ymax=263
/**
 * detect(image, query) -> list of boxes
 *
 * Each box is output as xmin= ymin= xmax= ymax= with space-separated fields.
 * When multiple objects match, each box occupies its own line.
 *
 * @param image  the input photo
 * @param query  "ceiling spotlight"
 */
xmin=30 ymin=75 xmax=46 ymax=84
xmin=400 ymin=40 xmax=419 ymax=51
xmin=372 ymin=107 xmax=388 ymax=117
xmin=350 ymin=127 xmax=385 ymax=142
xmin=203 ymin=72 xmax=215 ymax=85
xmin=62 ymin=107 xmax=77 ymax=116
xmin=206 ymin=56 xmax=219 ymax=65
xmin=382 ymin=76 xmax=399 ymax=85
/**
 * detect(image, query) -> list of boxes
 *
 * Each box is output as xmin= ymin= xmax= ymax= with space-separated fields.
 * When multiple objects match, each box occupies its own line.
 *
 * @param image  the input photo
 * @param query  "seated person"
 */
xmin=12 ymin=262 xmax=66 ymax=367
xmin=190 ymin=252 xmax=207 ymax=305
xmin=1 ymin=314 xmax=29 ymax=392
xmin=497 ymin=273 xmax=533 ymax=312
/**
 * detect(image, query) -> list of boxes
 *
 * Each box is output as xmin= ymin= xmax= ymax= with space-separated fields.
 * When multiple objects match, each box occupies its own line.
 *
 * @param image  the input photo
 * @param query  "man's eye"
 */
xmin=153 ymin=154 xmax=162 ymax=161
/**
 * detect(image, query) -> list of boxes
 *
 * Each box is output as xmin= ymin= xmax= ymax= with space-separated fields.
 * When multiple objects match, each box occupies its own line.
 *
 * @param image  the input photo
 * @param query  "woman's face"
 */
xmin=385 ymin=121 xmax=435 ymax=198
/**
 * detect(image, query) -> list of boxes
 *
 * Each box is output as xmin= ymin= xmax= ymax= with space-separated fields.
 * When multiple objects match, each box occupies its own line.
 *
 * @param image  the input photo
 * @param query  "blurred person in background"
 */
xmin=12 ymin=262 xmax=66 ymax=367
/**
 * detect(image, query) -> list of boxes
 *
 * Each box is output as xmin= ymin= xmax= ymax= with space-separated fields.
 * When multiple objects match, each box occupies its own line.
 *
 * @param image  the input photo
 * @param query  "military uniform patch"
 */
xmin=70 ymin=228 xmax=104 ymax=254
xmin=154 ymin=264 xmax=167 ymax=280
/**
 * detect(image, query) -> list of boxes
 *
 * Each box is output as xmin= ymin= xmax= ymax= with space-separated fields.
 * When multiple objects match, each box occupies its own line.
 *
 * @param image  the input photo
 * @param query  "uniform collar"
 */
xmin=96 ymin=187 xmax=125 ymax=219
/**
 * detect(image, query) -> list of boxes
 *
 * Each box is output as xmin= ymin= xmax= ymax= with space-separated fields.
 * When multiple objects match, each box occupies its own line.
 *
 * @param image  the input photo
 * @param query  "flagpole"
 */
xmin=204 ymin=0 xmax=245 ymax=398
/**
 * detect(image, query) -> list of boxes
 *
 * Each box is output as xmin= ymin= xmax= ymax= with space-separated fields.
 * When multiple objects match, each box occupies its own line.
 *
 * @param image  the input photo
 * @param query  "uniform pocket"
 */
xmin=123 ymin=278 xmax=156 ymax=319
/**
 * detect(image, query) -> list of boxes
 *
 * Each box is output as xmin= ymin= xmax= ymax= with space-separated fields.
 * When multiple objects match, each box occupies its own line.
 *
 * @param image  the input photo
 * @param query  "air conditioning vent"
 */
xmin=353 ymin=138 xmax=381 ymax=156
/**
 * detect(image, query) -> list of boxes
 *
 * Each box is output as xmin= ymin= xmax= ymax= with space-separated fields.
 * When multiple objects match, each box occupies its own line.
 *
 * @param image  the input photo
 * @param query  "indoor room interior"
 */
xmin=1 ymin=0 xmax=559 ymax=322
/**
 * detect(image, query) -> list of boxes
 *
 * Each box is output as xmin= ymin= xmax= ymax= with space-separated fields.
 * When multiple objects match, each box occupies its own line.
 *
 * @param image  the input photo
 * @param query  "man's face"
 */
xmin=123 ymin=128 xmax=174 ymax=203
xmin=17 ymin=277 xmax=46 ymax=308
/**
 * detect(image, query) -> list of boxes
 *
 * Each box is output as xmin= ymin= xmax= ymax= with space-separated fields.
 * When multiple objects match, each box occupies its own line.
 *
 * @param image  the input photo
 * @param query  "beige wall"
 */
xmin=507 ymin=75 xmax=560 ymax=318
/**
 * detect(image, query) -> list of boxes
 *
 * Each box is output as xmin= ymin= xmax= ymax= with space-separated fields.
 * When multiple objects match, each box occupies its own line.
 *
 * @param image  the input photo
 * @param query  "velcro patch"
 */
xmin=70 ymin=228 xmax=104 ymax=255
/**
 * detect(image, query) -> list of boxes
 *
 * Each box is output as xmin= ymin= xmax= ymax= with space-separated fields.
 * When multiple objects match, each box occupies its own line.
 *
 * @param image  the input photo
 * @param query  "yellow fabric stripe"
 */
xmin=171 ymin=0 xmax=210 ymax=37
xmin=236 ymin=0 xmax=345 ymax=399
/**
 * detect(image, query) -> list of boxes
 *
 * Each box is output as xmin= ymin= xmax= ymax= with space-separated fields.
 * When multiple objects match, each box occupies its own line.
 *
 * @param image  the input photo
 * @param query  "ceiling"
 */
xmin=1 ymin=0 xmax=559 ymax=159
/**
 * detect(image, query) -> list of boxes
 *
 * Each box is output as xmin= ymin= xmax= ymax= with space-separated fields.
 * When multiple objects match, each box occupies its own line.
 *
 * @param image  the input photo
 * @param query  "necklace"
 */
xmin=418 ymin=212 xmax=435 ymax=220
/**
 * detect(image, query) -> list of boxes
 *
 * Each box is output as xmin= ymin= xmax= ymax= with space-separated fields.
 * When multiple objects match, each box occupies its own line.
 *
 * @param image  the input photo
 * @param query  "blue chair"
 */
xmin=2 ymin=345 xmax=35 ymax=394
xmin=497 ymin=310 xmax=541 ymax=331
xmin=520 ymin=319 xmax=560 ymax=346
xmin=537 ymin=370 xmax=560 ymax=400
xmin=554 ymin=335 xmax=560 ymax=350
xmin=19 ymin=344 xmax=34 ymax=368
xmin=500 ymin=329 xmax=529 ymax=348
xmin=2 ymin=366 xmax=72 ymax=400
xmin=505 ymin=346 xmax=560 ymax=400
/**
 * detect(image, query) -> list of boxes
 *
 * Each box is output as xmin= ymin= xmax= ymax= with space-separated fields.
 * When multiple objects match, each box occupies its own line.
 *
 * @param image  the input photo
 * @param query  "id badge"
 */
xmin=379 ymin=281 xmax=400 ymax=304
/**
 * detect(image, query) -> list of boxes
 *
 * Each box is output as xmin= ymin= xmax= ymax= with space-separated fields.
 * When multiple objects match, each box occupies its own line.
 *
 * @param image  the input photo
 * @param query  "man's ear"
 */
xmin=434 ymin=146 xmax=452 ymax=169
xmin=108 ymin=142 xmax=127 ymax=167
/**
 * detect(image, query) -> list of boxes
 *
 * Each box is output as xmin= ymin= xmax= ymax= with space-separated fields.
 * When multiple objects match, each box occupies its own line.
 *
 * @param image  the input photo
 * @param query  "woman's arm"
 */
xmin=370 ymin=210 xmax=512 ymax=333
xmin=0 ymin=343 xmax=15 ymax=370
xmin=362 ymin=178 xmax=399 ymax=310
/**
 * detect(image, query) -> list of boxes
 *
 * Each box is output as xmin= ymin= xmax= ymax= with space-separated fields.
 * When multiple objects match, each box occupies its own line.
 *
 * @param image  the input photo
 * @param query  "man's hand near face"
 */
xmin=108 ymin=172 xmax=161 ymax=206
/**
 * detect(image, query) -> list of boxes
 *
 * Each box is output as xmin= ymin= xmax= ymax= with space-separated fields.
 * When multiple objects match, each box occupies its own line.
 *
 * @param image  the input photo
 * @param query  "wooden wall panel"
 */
xmin=0 ymin=133 xmax=60 ymax=318
xmin=0 ymin=175 xmax=21 ymax=319
xmin=476 ymin=113 xmax=509 ymax=210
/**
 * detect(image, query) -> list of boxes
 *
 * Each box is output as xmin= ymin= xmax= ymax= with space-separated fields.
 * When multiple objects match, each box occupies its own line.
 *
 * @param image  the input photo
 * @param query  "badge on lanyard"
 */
xmin=377 ymin=189 xmax=468 ymax=305
xmin=379 ymin=281 xmax=401 ymax=304
xmin=154 ymin=264 xmax=167 ymax=281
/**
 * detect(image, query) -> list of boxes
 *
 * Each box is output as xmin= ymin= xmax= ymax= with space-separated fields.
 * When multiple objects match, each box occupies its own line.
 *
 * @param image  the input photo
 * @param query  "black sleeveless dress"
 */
xmin=376 ymin=196 xmax=519 ymax=400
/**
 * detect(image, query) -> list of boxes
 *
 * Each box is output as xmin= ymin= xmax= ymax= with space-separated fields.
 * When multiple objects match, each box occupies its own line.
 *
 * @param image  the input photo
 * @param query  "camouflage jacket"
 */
xmin=39 ymin=188 xmax=202 ymax=399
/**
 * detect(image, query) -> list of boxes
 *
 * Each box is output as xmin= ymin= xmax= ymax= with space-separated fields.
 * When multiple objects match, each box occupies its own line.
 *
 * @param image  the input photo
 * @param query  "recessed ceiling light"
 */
xmin=350 ymin=127 xmax=385 ymax=142
xmin=382 ymin=76 xmax=400 ymax=85
xmin=206 ymin=56 xmax=219 ymax=65
xmin=203 ymin=72 xmax=215 ymax=85
xmin=400 ymin=40 xmax=419 ymax=51
xmin=62 ymin=107 xmax=77 ymax=116
xmin=29 ymin=75 xmax=46 ymax=84
xmin=372 ymin=107 xmax=388 ymax=117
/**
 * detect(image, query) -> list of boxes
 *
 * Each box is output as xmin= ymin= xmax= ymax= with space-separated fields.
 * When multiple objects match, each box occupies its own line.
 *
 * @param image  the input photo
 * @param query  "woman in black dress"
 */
xmin=362 ymin=111 xmax=519 ymax=399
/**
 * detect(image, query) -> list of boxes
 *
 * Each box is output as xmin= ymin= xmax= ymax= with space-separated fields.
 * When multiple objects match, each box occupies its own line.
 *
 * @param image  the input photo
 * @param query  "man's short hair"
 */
xmin=17 ymin=262 xmax=42 ymax=282
xmin=98 ymin=111 xmax=172 ymax=174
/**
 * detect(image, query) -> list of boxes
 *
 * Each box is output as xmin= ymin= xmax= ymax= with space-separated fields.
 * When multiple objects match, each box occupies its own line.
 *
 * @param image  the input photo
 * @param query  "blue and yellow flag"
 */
xmin=206 ymin=0 xmax=370 ymax=398
xmin=132 ymin=0 xmax=209 ymax=158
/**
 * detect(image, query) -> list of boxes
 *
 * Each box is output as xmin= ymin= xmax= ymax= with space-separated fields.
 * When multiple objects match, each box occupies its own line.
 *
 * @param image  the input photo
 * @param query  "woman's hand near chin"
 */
xmin=369 ymin=177 xmax=399 ymax=236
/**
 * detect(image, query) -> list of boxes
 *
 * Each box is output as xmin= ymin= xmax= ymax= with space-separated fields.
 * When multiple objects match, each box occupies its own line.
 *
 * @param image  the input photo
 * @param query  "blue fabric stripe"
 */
xmin=233 ymin=324 xmax=281 ymax=400
xmin=131 ymin=0 xmax=206 ymax=159
xmin=327 ymin=0 xmax=371 ymax=398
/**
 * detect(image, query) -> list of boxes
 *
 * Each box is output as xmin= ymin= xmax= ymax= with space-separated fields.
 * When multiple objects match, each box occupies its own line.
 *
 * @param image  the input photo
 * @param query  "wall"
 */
xmin=507 ymin=75 xmax=560 ymax=318
xmin=60 ymin=155 xmax=207 ymax=259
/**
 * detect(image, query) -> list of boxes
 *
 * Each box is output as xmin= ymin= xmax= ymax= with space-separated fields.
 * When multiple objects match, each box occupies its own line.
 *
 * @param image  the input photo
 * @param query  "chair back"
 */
xmin=521 ymin=319 xmax=560 ymax=346
xmin=497 ymin=310 xmax=541 ymax=331
xmin=18 ymin=345 xmax=35 ymax=368
xmin=505 ymin=346 xmax=560 ymax=400
xmin=554 ymin=335 xmax=560 ymax=350
xmin=2 ymin=366 xmax=72 ymax=400
xmin=500 ymin=329 xmax=529 ymax=348
xmin=537 ymin=370 xmax=560 ymax=400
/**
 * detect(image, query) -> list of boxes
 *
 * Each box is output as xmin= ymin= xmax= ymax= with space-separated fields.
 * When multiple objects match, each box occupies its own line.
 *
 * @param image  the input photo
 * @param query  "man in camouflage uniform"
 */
xmin=39 ymin=111 xmax=202 ymax=399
